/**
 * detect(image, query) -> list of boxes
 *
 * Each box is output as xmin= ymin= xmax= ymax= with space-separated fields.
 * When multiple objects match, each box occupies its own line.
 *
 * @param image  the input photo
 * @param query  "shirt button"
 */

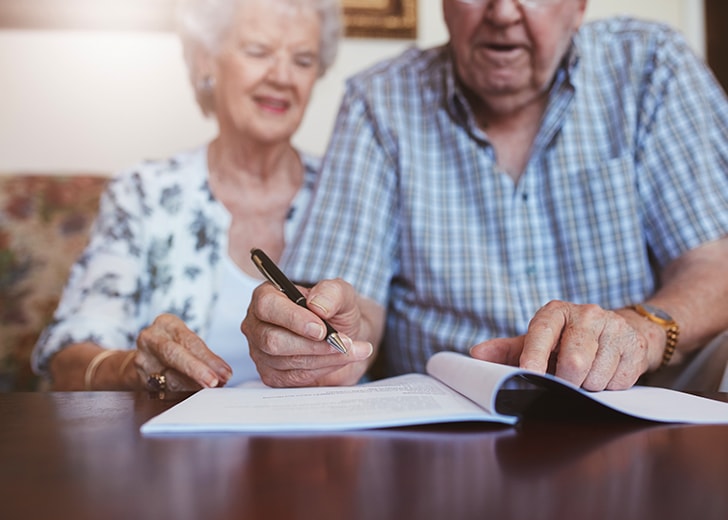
xmin=526 ymin=266 xmax=537 ymax=276
xmin=522 ymin=193 xmax=528 ymax=202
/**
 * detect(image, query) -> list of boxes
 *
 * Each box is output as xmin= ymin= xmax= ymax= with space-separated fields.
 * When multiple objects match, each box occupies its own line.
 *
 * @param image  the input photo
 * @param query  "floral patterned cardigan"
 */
xmin=32 ymin=146 xmax=317 ymax=378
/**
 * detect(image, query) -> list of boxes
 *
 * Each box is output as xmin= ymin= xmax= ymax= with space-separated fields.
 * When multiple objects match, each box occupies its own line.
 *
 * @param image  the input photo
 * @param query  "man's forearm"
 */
xmin=650 ymin=236 xmax=728 ymax=357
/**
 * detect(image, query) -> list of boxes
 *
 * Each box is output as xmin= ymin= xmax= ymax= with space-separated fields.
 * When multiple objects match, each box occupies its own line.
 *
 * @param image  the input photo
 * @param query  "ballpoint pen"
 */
xmin=250 ymin=248 xmax=348 ymax=354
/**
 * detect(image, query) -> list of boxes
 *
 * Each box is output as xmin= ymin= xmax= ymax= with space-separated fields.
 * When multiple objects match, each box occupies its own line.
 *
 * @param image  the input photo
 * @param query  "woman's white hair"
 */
xmin=176 ymin=0 xmax=342 ymax=115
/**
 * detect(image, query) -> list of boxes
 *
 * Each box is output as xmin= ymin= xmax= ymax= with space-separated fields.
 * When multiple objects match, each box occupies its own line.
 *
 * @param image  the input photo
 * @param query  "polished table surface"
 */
xmin=2 ymin=390 xmax=728 ymax=520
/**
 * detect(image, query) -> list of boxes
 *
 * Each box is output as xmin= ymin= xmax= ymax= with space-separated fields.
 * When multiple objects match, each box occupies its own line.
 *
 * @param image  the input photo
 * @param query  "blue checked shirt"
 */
xmin=283 ymin=18 xmax=728 ymax=376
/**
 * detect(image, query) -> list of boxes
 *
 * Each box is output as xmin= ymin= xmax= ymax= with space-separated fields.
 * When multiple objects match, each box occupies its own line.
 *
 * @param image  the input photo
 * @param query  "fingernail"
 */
xmin=305 ymin=322 xmax=325 ymax=340
xmin=354 ymin=341 xmax=373 ymax=359
xmin=308 ymin=296 xmax=332 ymax=315
xmin=203 ymin=373 xmax=219 ymax=388
xmin=214 ymin=362 xmax=232 ymax=379
xmin=365 ymin=342 xmax=373 ymax=359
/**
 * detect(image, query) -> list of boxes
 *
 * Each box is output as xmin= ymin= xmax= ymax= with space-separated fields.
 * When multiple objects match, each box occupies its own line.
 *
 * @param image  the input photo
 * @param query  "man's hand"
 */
xmin=470 ymin=300 xmax=656 ymax=391
xmin=242 ymin=278 xmax=379 ymax=387
xmin=136 ymin=313 xmax=233 ymax=390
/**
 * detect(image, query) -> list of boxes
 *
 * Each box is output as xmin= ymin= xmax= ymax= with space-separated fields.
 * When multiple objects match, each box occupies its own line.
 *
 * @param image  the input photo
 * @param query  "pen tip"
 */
xmin=327 ymin=333 xmax=348 ymax=355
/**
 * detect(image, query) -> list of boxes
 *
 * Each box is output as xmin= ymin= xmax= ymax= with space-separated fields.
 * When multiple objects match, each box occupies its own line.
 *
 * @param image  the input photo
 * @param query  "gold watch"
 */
xmin=629 ymin=303 xmax=679 ymax=369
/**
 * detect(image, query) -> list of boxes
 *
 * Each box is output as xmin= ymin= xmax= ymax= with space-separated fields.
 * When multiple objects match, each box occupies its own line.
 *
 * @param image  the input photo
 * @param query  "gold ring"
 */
xmin=146 ymin=371 xmax=167 ymax=392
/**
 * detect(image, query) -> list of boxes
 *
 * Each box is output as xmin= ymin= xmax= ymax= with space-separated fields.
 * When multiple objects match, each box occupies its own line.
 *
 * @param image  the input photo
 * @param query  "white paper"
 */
xmin=428 ymin=351 xmax=728 ymax=424
xmin=141 ymin=373 xmax=516 ymax=434
xmin=582 ymin=385 xmax=728 ymax=423
xmin=141 ymin=352 xmax=728 ymax=435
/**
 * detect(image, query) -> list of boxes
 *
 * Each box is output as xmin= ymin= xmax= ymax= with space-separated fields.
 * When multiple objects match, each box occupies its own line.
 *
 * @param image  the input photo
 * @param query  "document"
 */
xmin=140 ymin=352 xmax=728 ymax=434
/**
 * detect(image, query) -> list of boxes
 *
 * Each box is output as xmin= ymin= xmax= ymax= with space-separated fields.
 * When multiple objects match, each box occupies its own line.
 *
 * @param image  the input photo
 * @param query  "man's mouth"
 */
xmin=484 ymin=43 xmax=520 ymax=52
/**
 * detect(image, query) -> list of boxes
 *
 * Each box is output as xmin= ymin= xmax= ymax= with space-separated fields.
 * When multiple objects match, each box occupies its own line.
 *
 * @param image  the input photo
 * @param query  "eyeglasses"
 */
xmin=457 ymin=0 xmax=562 ymax=8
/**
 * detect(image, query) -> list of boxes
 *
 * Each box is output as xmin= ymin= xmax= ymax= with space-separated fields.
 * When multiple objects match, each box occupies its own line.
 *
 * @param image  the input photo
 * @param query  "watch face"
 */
xmin=641 ymin=303 xmax=672 ymax=321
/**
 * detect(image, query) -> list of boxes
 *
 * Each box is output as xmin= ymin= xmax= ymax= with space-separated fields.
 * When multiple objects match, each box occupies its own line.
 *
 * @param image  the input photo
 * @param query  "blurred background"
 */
xmin=0 ymin=0 xmax=723 ymax=174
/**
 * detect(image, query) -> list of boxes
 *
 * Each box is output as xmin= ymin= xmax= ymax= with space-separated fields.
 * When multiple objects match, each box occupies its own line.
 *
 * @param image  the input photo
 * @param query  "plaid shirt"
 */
xmin=284 ymin=18 xmax=728 ymax=376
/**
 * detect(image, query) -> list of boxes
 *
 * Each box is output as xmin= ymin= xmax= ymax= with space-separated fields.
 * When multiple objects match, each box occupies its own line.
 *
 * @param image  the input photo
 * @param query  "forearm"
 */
xmin=48 ymin=343 xmax=139 ymax=391
xmin=625 ymin=238 xmax=728 ymax=369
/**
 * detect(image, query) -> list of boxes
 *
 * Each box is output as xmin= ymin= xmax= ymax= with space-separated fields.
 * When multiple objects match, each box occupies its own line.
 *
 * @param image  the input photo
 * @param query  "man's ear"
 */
xmin=573 ymin=0 xmax=588 ymax=30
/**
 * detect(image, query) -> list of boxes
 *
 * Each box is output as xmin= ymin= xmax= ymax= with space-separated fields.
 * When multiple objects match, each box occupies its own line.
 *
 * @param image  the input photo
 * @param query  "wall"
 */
xmin=0 ymin=0 xmax=705 ymax=173
xmin=705 ymin=0 xmax=728 ymax=90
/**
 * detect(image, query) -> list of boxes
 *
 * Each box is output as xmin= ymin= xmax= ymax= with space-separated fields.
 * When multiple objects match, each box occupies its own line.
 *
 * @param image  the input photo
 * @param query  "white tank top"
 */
xmin=204 ymin=254 xmax=262 ymax=386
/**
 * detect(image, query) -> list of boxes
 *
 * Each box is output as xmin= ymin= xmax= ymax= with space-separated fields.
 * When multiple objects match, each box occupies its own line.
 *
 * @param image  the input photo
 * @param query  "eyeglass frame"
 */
xmin=456 ymin=0 xmax=563 ymax=9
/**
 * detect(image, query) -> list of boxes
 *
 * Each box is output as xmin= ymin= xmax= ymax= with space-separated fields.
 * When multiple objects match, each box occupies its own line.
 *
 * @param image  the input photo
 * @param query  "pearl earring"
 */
xmin=196 ymin=75 xmax=216 ymax=92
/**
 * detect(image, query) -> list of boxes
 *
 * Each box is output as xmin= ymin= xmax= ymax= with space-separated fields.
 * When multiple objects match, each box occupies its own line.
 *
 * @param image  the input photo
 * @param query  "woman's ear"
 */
xmin=188 ymin=46 xmax=217 ymax=116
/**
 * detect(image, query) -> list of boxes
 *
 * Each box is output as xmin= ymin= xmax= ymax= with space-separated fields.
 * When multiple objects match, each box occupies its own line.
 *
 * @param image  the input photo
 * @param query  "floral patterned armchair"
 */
xmin=0 ymin=174 xmax=109 ymax=391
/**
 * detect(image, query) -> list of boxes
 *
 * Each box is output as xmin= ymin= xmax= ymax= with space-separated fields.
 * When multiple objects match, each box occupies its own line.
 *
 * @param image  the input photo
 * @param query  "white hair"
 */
xmin=177 ymin=0 xmax=340 ymax=75
xmin=176 ymin=0 xmax=341 ymax=115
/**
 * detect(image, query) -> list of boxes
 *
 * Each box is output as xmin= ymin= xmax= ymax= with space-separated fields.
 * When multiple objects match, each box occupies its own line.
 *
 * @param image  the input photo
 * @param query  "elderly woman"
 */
xmin=31 ymin=0 xmax=341 ymax=391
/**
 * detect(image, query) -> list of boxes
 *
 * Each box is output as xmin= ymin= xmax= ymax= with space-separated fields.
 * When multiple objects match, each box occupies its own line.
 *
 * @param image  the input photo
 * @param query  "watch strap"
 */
xmin=628 ymin=304 xmax=679 ymax=369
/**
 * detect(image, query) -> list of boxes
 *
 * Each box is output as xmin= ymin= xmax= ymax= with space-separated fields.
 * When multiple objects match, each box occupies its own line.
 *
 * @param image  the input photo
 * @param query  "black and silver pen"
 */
xmin=250 ymin=248 xmax=348 ymax=354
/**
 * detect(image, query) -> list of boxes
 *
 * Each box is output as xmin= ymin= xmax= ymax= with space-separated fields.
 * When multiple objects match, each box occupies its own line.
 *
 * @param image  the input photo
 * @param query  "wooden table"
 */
xmin=2 ymin=391 xmax=727 ymax=520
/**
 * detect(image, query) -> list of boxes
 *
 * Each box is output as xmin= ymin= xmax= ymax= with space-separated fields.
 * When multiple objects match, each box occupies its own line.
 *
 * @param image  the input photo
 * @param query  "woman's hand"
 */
xmin=136 ymin=313 xmax=233 ymax=391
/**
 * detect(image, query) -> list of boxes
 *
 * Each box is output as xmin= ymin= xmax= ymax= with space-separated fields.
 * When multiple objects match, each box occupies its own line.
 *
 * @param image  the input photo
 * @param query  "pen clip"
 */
xmin=251 ymin=254 xmax=284 ymax=293
xmin=250 ymin=247 xmax=347 ymax=354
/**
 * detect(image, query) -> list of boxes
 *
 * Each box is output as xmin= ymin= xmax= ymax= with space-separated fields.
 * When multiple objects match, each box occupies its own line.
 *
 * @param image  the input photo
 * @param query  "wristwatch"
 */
xmin=629 ymin=303 xmax=680 ymax=369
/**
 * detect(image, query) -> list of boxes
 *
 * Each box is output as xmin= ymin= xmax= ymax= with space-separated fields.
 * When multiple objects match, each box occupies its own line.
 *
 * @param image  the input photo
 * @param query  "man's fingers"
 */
xmin=470 ymin=336 xmax=524 ymax=366
xmin=307 ymin=278 xmax=362 ymax=336
xmin=258 ymin=341 xmax=373 ymax=371
xmin=519 ymin=301 xmax=568 ymax=373
xmin=253 ymin=340 xmax=372 ymax=388
xmin=521 ymin=302 xmax=651 ymax=390
xmin=579 ymin=345 xmax=619 ymax=391
xmin=259 ymin=353 xmax=372 ymax=388
xmin=243 ymin=279 xmax=376 ymax=387
xmin=551 ymin=306 xmax=604 ymax=386
xmin=604 ymin=322 xmax=649 ymax=390
xmin=248 ymin=283 xmax=327 ymax=342
xmin=246 ymin=318 xmax=344 ymax=357
xmin=244 ymin=280 xmax=363 ymax=356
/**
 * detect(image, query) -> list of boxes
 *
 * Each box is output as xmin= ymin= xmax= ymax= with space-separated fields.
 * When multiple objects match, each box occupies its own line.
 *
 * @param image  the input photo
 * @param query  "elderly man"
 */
xmin=242 ymin=0 xmax=728 ymax=391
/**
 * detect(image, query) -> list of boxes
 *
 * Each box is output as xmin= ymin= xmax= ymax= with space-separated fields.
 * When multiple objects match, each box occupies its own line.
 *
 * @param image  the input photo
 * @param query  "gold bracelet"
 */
xmin=84 ymin=349 xmax=119 ymax=390
xmin=118 ymin=350 xmax=136 ymax=378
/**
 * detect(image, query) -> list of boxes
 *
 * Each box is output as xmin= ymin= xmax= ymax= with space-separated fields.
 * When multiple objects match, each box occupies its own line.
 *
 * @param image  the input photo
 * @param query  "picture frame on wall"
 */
xmin=342 ymin=0 xmax=417 ymax=39
xmin=0 ymin=0 xmax=418 ymax=39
